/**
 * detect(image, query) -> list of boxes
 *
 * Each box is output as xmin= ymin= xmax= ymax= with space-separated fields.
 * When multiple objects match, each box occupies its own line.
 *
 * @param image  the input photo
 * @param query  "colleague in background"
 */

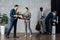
xmin=6 ymin=4 xmax=20 ymax=38
xmin=38 ymin=7 xmax=46 ymax=34
xmin=22 ymin=7 xmax=32 ymax=38
xmin=45 ymin=11 xmax=57 ymax=34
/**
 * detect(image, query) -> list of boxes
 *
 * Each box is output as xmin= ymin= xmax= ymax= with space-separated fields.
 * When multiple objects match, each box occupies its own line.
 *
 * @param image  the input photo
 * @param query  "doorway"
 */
xmin=51 ymin=0 xmax=60 ymax=33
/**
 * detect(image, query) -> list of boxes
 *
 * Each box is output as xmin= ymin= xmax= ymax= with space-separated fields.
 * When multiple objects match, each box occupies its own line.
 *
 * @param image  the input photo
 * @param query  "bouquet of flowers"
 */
xmin=16 ymin=11 xmax=21 ymax=16
xmin=15 ymin=11 xmax=23 ymax=19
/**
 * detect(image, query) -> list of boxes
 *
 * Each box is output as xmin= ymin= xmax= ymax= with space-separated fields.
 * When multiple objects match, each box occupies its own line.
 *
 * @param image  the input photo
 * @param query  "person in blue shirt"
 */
xmin=45 ymin=11 xmax=57 ymax=34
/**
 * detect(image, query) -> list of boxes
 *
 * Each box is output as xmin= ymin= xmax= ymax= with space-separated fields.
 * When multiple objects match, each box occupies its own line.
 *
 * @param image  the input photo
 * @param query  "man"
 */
xmin=38 ymin=7 xmax=46 ymax=34
xmin=6 ymin=4 xmax=20 ymax=38
xmin=45 ymin=11 xmax=57 ymax=34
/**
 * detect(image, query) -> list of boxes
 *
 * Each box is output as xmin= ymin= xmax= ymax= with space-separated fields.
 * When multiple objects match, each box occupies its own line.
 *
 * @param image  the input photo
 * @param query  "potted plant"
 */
xmin=0 ymin=13 xmax=8 ymax=35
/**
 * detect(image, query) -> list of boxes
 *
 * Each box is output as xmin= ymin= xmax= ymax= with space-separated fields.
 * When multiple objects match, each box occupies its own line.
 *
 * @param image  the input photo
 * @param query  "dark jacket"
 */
xmin=10 ymin=9 xmax=17 ymax=22
xmin=45 ymin=12 xmax=57 ymax=27
xmin=45 ymin=13 xmax=53 ymax=27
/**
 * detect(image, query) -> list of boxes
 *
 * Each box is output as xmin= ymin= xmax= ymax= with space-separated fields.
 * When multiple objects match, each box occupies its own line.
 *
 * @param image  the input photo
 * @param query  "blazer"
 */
xmin=45 ymin=12 xmax=57 ymax=27
xmin=10 ymin=9 xmax=17 ymax=22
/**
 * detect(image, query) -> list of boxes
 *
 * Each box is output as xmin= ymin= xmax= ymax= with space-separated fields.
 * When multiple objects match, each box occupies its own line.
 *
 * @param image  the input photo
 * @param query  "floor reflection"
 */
xmin=35 ymin=34 xmax=52 ymax=40
xmin=51 ymin=35 xmax=56 ymax=40
xmin=23 ymin=36 xmax=32 ymax=40
xmin=0 ymin=33 xmax=60 ymax=40
xmin=1 ymin=35 xmax=5 ymax=40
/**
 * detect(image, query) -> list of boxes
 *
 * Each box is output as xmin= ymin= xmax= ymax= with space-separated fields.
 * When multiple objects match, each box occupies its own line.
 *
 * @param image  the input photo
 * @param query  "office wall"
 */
xmin=0 ymin=0 xmax=51 ymax=33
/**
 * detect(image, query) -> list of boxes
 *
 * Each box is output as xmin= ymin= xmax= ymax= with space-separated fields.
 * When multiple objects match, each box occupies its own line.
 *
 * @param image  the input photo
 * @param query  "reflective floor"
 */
xmin=0 ymin=33 xmax=60 ymax=40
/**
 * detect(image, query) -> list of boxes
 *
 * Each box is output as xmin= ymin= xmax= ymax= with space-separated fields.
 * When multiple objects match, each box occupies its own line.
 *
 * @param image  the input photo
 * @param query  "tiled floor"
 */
xmin=0 ymin=33 xmax=60 ymax=40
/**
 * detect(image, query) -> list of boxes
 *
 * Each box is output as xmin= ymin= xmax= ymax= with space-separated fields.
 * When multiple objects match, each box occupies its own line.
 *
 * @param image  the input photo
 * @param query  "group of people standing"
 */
xmin=5 ymin=4 xmax=58 ymax=38
xmin=37 ymin=7 xmax=58 ymax=35
xmin=5 ymin=4 xmax=32 ymax=38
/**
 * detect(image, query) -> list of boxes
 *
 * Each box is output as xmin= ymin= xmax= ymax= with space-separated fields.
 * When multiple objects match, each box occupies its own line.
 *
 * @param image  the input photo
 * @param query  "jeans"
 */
xmin=25 ymin=20 xmax=32 ymax=35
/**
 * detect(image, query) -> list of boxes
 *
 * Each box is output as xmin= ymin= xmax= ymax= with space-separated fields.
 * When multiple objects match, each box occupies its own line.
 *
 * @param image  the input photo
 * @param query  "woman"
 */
xmin=22 ymin=7 xmax=32 ymax=37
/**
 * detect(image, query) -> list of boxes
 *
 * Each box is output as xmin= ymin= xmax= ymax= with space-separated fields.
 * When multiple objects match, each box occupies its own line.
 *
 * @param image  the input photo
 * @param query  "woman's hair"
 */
xmin=25 ymin=7 xmax=29 ymax=10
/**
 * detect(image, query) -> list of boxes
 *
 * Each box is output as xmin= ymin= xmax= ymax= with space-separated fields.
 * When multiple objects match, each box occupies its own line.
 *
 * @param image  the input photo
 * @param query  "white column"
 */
xmin=51 ymin=35 xmax=56 ymax=40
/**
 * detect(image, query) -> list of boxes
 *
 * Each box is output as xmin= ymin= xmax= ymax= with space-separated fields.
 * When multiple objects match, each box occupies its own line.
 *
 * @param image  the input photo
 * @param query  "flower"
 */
xmin=16 ymin=11 xmax=21 ymax=15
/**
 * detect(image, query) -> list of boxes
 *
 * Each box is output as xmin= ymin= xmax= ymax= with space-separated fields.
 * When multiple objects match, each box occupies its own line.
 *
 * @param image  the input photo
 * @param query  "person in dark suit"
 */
xmin=6 ymin=4 xmax=20 ymax=38
xmin=45 ymin=11 xmax=57 ymax=34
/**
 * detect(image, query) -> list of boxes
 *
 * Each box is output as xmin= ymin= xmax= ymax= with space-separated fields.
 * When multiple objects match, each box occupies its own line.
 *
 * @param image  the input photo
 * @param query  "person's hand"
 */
xmin=14 ymin=15 xmax=18 ymax=17
xmin=15 ymin=17 xmax=18 ymax=19
xmin=14 ymin=15 xmax=19 ymax=19
xmin=22 ymin=17 xmax=26 ymax=20
xmin=57 ymin=21 xmax=58 ymax=24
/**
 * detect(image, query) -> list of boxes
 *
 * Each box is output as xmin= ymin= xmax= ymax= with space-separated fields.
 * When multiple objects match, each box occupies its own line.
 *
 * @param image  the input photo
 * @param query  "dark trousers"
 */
xmin=6 ymin=20 xmax=17 ymax=37
xmin=46 ymin=26 xmax=52 ymax=33
xmin=46 ymin=22 xmax=52 ymax=33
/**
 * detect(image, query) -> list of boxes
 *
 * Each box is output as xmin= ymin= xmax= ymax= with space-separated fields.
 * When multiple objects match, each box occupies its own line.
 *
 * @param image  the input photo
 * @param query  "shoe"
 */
xmin=14 ymin=36 xmax=19 ymax=38
xmin=46 ymin=32 xmax=51 ymax=35
xmin=39 ymin=32 xmax=42 ymax=34
xmin=43 ymin=32 xmax=47 ymax=34
xmin=5 ymin=35 xmax=10 ymax=38
xmin=48 ymin=33 xmax=52 ymax=35
xmin=24 ymin=35 xmax=27 ymax=37
xmin=29 ymin=35 xmax=32 ymax=38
